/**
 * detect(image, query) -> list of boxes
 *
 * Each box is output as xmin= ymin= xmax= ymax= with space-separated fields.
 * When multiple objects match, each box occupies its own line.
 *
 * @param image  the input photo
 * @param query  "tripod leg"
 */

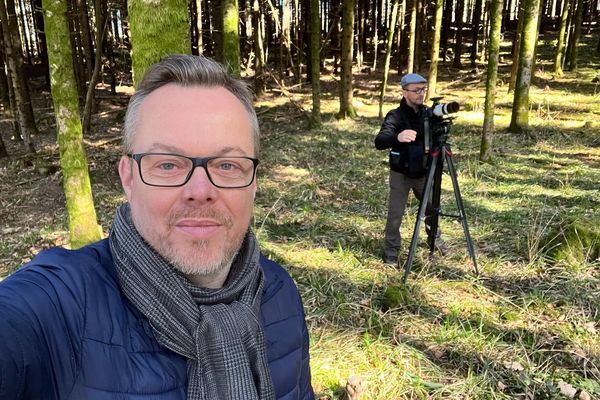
xmin=444 ymin=150 xmax=478 ymax=274
xmin=427 ymin=152 xmax=444 ymax=253
xmin=403 ymin=152 xmax=439 ymax=283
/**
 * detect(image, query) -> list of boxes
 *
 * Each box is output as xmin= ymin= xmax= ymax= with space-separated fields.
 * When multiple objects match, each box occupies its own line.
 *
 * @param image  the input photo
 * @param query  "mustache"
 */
xmin=167 ymin=207 xmax=233 ymax=228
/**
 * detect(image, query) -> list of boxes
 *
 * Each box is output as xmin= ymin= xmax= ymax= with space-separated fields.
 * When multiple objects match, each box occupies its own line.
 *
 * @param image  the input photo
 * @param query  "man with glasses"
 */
xmin=375 ymin=73 xmax=448 ymax=266
xmin=0 ymin=55 xmax=313 ymax=400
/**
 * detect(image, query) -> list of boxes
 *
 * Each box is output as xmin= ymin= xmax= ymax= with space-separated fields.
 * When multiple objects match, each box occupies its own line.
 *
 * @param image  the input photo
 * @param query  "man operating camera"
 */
xmin=375 ymin=73 xmax=449 ymax=266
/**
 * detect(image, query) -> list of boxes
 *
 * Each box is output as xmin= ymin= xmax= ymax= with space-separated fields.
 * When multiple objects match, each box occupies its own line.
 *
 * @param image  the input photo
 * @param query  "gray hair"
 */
xmin=122 ymin=54 xmax=259 ymax=155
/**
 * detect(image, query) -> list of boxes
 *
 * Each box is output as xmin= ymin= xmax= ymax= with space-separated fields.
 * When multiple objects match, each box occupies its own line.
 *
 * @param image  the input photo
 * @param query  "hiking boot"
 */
xmin=383 ymin=255 xmax=398 ymax=266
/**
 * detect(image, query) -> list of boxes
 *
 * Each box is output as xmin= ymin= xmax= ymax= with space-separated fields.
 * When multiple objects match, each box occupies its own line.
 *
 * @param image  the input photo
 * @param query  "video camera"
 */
xmin=423 ymin=97 xmax=459 ymax=145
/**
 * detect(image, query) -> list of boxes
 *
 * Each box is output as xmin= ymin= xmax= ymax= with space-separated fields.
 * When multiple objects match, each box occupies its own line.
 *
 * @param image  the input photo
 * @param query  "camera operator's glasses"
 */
xmin=128 ymin=153 xmax=259 ymax=188
xmin=404 ymin=87 xmax=427 ymax=94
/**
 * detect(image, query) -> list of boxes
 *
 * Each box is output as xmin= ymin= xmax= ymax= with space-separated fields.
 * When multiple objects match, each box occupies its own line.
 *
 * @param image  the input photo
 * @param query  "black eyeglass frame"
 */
xmin=403 ymin=87 xmax=427 ymax=94
xmin=128 ymin=153 xmax=260 ymax=188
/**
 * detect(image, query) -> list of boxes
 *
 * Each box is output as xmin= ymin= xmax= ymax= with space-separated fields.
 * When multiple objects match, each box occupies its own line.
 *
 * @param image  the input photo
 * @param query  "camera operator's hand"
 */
xmin=397 ymin=129 xmax=417 ymax=143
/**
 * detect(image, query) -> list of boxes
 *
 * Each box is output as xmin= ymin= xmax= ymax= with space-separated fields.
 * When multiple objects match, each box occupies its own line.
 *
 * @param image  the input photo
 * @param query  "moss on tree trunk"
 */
xmin=508 ymin=0 xmax=541 ymax=133
xmin=222 ymin=0 xmax=241 ymax=77
xmin=128 ymin=0 xmax=191 ymax=85
xmin=480 ymin=0 xmax=503 ymax=162
xmin=42 ymin=0 xmax=102 ymax=248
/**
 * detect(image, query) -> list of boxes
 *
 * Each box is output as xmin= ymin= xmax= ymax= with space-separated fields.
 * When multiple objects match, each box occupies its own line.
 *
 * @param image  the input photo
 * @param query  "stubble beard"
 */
xmin=134 ymin=206 xmax=249 ymax=279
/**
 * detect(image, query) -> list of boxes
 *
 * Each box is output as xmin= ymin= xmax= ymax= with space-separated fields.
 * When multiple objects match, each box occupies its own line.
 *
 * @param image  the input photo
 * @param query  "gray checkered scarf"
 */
xmin=109 ymin=204 xmax=275 ymax=400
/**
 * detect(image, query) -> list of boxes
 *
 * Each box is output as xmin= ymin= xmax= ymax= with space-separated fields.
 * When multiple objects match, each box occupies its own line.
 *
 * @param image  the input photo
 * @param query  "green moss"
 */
xmin=128 ymin=0 xmax=191 ymax=85
xmin=543 ymin=217 xmax=600 ymax=266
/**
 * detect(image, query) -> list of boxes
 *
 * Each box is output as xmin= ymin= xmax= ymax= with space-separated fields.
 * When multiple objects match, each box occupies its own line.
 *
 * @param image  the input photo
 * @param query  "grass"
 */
xmin=1 ymin=33 xmax=599 ymax=398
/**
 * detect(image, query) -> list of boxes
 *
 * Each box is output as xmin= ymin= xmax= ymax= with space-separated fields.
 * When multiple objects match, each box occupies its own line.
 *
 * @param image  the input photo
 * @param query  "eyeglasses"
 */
xmin=404 ymin=87 xmax=427 ymax=94
xmin=128 ymin=153 xmax=259 ymax=188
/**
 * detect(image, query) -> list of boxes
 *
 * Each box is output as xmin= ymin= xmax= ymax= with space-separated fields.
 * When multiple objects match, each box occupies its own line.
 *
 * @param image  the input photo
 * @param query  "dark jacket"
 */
xmin=0 ymin=239 xmax=313 ymax=400
xmin=374 ymin=98 xmax=429 ymax=178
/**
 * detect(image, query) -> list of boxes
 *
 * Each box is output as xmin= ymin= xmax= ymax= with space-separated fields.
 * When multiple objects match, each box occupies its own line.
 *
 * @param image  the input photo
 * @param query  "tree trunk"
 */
xmin=371 ymin=0 xmax=378 ymax=69
xmin=508 ymin=0 xmax=541 ymax=133
xmin=508 ymin=3 xmax=525 ymax=92
xmin=82 ymin=0 xmax=107 ymax=136
xmin=553 ymin=0 xmax=569 ymax=75
xmin=0 ymin=131 xmax=7 ymax=157
xmin=452 ymin=0 xmax=465 ymax=68
xmin=480 ymin=0 xmax=503 ymax=161
xmin=309 ymin=0 xmax=321 ymax=126
xmin=337 ymin=0 xmax=356 ymax=118
xmin=253 ymin=0 xmax=266 ymax=97
xmin=1 ymin=0 xmax=37 ymax=152
xmin=42 ymin=0 xmax=102 ymax=248
xmin=33 ymin=0 xmax=51 ymax=89
xmin=379 ymin=0 xmax=399 ymax=118
xmin=470 ymin=0 xmax=484 ymax=66
xmin=426 ymin=0 xmax=443 ymax=100
xmin=441 ymin=0 xmax=453 ymax=62
xmin=76 ymin=0 xmax=94 ymax=79
xmin=566 ymin=0 xmax=583 ymax=71
xmin=128 ymin=0 xmax=191 ymax=85
xmin=356 ymin=0 xmax=363 ymax=68
xmin=222 ymin=0 xmax=241 ymax=77
xmin=280 ymin=0 xmax=293 ymax=74
xmin=0 ymin=29 xmax=10 ymax=105
xmin=407 ymin=0 xmax=417 ymax=72
xmin=396 ymin=0 xmax=406 ymax=73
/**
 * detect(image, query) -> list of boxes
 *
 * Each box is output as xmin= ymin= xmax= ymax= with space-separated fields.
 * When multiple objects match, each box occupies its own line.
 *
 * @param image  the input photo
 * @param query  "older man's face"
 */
xmin=119 ymin=84 xmax=256 ymax=285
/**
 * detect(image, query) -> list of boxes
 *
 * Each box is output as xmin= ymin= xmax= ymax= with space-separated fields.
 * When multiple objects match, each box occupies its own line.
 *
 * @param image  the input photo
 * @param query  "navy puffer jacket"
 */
xmin=0 ymin=239 xmax=314 ymax=400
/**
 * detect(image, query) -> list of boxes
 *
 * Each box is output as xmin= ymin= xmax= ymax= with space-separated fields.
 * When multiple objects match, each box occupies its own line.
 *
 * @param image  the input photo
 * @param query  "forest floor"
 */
xmin=1 ymin=33 xmax=600 ymax=398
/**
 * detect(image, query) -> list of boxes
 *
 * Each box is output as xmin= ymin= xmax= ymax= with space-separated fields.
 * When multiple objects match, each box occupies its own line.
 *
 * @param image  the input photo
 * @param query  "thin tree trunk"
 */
xmin=508 ymin=0 xmax=541 ymax=133
xmin=337 ymin=0 xmax=356 ymax=118
xmin=553 ymin=0 xmax=569 ymax=75
xmin=379 ymin=0 xmax=399 ymax=118
xmin=42 ymin=0 xmax=102 ymax=248
xmin=508 ymin=3 xmax=525 ymax=92
xmin=128 ymin=0 xmax=191 ymax=85
xmin=371 ymin=0 xmax=378 ymax=69
xmin=441 ymin=0 xmax=453 ymax=62
xmin=407 ymin=0 xmax=417 ymax=72
xmin=452 ymin=0 xmax=465 ymax=68
xmin=396 ymin=0 xmax=406 ymax=73
xmin=426 ymin=0 xmax=443 ymax=100
xmin=0 ymin=131 xmax=7 ymax=157
xmin=480 ymin=0 xmax=503 ymax=161
xmin=470 ymin=0 xmax=484 ymax=66
xmin=309 ymin=0 xmax=321 ymax=126
xmin=76 ymin=0 xmax=94 ymax=79
xmin=253 ymin=0 xmax=266 ymax=96
xmin=356 ymin=0 xmax=363 ymax=68
xmin=1 ymin=0 xmax=37 ymax=152
xmin=222 ymin=0 xmax=241 ymax=76
xmin=83 ymin=0 xmax=107 ymax=136
xmin=566 ymin=0 xmax=582 ymax=71
xmin=196 ymin=0 xmax=203 ymax=54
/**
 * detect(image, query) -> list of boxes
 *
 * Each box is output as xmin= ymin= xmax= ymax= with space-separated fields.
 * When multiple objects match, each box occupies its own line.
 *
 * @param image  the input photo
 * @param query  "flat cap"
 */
xmin=400 ymin=73 xmax=427 ymax=88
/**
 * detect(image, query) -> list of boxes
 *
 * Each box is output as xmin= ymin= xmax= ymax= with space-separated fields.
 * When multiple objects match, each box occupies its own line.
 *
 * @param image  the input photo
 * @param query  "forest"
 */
xmin=1 ymin=0 xmax=600 ymax=398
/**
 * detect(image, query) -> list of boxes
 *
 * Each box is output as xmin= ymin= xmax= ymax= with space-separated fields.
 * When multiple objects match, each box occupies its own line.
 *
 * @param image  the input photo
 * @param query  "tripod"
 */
xmin=401 ymin=130 xmax=478 ymax=283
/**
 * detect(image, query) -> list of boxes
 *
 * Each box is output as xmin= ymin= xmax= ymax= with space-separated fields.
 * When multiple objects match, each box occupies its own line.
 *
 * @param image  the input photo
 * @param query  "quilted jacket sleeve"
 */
xmin=0 ymin=248 xmax=87 ymax=400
